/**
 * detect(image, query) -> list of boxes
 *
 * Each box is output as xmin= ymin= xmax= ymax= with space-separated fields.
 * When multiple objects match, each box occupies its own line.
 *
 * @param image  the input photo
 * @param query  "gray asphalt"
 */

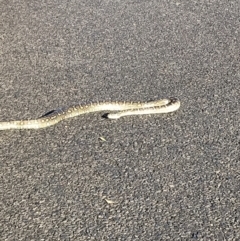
xmin=0 ymin=1 xmax=239 ymax=240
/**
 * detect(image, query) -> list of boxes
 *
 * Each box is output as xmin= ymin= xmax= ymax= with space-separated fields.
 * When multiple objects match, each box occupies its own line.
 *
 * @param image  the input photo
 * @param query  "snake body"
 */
xmin=0 ymin=97 xmax=180 ymax=130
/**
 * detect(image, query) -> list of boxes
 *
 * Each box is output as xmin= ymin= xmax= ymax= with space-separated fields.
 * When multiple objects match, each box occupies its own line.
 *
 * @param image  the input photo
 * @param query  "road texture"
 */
xmin=0 ymin=1 xmax=239 ymax=240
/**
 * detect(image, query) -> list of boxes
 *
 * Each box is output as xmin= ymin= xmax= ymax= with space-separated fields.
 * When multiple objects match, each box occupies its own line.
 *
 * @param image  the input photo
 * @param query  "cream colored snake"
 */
xmin=0 ymin=97 xmax=180 ymax=130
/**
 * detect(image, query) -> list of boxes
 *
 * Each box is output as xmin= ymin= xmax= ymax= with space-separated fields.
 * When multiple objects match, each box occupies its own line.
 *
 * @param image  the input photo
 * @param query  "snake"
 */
xmin=0 ymin=97 xmax=180 ymax=130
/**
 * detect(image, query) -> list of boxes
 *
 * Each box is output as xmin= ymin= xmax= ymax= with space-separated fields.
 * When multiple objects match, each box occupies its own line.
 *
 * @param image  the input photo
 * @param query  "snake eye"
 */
xmin=170 ymin=97 xmax=178 ymax=102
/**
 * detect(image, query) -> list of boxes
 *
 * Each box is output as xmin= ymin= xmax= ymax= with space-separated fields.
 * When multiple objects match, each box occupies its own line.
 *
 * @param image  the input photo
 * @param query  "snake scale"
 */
xmin=0 ymin=97 xmax=180 ymax=130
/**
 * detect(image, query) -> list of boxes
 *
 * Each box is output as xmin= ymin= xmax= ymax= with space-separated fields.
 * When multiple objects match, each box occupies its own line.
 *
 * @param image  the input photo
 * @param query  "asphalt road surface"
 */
xmin=0 ymin=1 xmax=239 ymax=240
